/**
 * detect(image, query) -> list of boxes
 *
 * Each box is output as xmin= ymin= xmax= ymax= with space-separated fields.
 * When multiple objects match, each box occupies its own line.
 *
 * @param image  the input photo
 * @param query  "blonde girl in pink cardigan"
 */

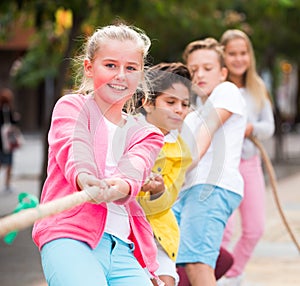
xmin=32 ymin=24 xmax=164 ymax=286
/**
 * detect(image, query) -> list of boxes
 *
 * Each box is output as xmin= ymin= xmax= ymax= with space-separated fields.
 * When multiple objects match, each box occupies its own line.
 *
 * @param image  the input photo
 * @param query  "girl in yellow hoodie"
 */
xmin=136 ymin=62 xmax=193 ymax=286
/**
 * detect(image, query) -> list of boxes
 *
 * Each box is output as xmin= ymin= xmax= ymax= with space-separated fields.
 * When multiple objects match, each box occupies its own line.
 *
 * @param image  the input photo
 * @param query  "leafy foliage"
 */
xmin=2 ymin=0 xmax=300 ymax=187
xmin=1 ymin=0 xmax=300 ymax=95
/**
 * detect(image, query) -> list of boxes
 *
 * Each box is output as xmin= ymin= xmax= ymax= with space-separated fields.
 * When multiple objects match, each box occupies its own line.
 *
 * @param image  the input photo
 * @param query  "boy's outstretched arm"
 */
xmin=188 ymin=108 xmax=232 ymax=172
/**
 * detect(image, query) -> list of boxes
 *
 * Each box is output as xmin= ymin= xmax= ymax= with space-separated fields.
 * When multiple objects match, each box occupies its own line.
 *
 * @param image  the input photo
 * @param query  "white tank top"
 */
xmin=103 ymin=118 xmax=131 ymax=242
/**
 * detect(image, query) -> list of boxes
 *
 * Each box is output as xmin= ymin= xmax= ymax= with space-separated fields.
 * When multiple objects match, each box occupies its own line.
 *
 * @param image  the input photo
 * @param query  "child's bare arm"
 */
xmin=189 ymin=108 xmax=232 ymax=171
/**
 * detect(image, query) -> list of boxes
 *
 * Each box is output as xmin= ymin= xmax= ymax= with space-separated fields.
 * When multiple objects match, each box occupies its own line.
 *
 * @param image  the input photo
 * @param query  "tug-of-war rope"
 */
xmin=0 ymin=138 xmax=299 ymax=254
xmin=249 ymin=135 xmax=300 ymax=254
xmin=0 ymin=186 xmax=101 ymax=242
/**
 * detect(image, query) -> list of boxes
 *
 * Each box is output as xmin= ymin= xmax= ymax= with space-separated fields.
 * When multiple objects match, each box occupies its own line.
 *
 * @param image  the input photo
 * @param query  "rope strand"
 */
xmin=250 ymin=135 xmax=300 ymax=254
xmin=0 ymin=186 xmax=100 ymax=238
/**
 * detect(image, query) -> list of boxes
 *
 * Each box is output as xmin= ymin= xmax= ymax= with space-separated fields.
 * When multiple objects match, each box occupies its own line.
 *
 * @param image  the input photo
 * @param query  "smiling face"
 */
xmin=84 ymin=39 xmax=143 ymax=113
xmin=187 ymin=49 xmax=227 ymax=96
xmin=144 ymin=83 xmax=190 ymax=134
xmin=223 ymin=37 xmax=250 ymax=83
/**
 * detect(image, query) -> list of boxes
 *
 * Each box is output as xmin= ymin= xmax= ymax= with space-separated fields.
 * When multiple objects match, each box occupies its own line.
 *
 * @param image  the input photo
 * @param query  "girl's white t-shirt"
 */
xmin=181 ymin=81 xmax=247 ymax=196
xmin=103 ymin=118 xmax=131 ymax=242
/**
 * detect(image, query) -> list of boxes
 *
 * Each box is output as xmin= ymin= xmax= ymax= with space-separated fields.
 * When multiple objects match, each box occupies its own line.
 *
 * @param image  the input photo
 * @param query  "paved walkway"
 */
xmin=0 ymin=134 xmax=46 ymax=286
xmin=0 ymin=133 xmax=299 ymax=285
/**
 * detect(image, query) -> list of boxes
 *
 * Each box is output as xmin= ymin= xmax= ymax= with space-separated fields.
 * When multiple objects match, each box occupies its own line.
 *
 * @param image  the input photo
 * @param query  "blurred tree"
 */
xmin=0 ymin=0 xmax=101 ymax=191
xmin=1 ymin=0 xmax=300 ymax=190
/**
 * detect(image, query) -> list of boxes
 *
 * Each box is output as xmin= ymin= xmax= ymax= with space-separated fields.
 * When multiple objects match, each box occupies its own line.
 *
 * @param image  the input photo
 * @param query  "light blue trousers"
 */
xmin=41 ymin=232 xmax=153 ymax=286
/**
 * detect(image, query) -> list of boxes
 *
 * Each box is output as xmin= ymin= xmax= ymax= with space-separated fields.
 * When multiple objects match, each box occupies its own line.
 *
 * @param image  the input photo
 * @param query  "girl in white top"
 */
xmin=172 ymin=37 xmax=246 ymax=286
xmin=219 ymin=29 xmax=275 ymax=286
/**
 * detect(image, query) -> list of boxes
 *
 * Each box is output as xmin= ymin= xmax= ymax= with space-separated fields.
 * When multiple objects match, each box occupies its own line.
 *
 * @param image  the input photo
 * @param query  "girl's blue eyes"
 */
xmin=127 ymin=66 xmax=137 ymax=71
xmin=105 ymin=64 xmax=137 ymax=71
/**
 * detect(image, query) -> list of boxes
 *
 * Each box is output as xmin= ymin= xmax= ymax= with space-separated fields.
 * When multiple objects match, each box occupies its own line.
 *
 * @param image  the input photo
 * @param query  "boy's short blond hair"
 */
xmin=182 ymin=37 xmax=225 ymax=68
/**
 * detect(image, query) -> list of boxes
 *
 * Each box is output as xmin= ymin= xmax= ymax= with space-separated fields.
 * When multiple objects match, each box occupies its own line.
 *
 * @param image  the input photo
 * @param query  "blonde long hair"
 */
xmin=74 ymin=23 xmax=151 ymax=95
xmin=220 ymin=29 xmax=271 ymax=110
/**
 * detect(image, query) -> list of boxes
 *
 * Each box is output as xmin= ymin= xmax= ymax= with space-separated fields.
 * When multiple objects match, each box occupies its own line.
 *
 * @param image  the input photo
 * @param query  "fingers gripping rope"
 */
xmin=0 ymin=186 xmax=103 ymax=241
xmin=84 ymin=180 xmax=110 ymax=203
xmin=249 ymin=135 xmax=300 ymax=254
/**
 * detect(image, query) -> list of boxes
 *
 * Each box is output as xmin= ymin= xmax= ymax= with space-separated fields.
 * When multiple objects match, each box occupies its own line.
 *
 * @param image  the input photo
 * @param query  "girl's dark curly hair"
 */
xmin=135 ymin=62 xmax=192 ymax=113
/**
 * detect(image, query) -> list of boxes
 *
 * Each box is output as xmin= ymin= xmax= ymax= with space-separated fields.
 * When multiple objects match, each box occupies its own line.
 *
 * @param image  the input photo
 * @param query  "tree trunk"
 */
xmin=294 ymin=64 xmax=300 ymax=126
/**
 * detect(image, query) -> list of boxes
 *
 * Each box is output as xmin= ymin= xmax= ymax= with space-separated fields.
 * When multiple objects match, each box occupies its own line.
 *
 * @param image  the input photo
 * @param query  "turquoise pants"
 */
xmin=41 ymin=232 xmax=152 ymax=286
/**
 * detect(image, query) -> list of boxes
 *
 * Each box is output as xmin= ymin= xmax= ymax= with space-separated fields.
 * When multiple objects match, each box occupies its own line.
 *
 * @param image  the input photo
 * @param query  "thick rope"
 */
xmin=249 ymin=135 xmax=300 ymax=254
xmin=0 ymin=186 xmax=101 ymax=238
xmin=1 ymin=140 xmax=299 ymax=255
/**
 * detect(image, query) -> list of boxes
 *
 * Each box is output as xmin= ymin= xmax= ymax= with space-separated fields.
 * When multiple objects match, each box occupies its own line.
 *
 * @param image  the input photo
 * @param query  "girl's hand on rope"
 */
xmin=245 ymin=123 xmax=254 ymax=138
xmin=77 ymin=173 xmax=102 ymax=190
xmin=77 ymin=174 xmax=130 ymax=203
xmin=101 ymin=178 xmax=131 ymax=203
xmin=142 ymin=173 xmax=165 ymax=200
xmin=76 ymin=173 xmax=109 ymax=204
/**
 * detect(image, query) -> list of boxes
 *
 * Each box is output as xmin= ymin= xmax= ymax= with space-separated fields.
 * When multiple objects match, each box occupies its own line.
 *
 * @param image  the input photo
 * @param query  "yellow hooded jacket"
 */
xmin=138 ymin=131 xmax=192 ymax=261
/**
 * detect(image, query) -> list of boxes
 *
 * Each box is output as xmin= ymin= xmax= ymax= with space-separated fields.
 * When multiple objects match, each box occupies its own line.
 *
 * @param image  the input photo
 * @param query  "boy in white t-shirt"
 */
xmin=172 ymin=38 xmax=247 ymax=286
